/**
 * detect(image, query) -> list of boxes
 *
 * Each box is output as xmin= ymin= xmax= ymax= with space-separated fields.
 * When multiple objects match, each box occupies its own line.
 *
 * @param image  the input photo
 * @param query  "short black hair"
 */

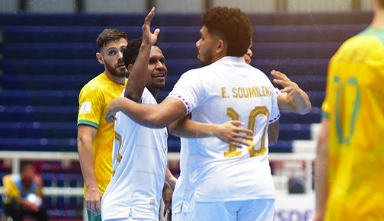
xmin=19 ymin=161 xmax=34 ymax=173
xmin=202 ymin=7 xmax=252 ymax=56
xmin=123 ymin=38 xmax=142 ymax=67
xmin=123 ymin=38 xmax=159 ymax=68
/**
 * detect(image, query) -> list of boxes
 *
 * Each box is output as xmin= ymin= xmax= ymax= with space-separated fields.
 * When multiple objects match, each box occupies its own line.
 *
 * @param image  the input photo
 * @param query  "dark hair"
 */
xmin=379 ymin=0 xmax=384 ymax=8
xmin=19 ymin=161 xmax=34 ymax=173
xmin=123 ymin=38 xmax=158 ymax=67
xmin=202 ymin=6 xmax=252 ymax=56
xmin=123 ymin=38 xmax=143 ymax=67
xmin=96 ymin=29 xmax=128 ymax=51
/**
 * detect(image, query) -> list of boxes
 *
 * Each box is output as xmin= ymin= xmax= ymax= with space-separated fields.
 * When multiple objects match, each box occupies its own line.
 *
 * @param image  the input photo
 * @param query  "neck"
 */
xmin=372 ymin=9 xmax=384 ymax=30
xmin=147 ymin=87 xmax=159 ymax=99
xmin=212 ymin=53 xmax=227 ymax=63
xmin=104 ymin=71 xmax=125 ymax=85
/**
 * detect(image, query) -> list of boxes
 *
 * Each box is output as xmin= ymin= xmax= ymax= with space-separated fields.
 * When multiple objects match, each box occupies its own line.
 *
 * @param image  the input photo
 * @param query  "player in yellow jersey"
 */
xmin=77 ymin=29 xmax=128 ymax=221
xmin=313 ymin=0 xmax=384 ymax=220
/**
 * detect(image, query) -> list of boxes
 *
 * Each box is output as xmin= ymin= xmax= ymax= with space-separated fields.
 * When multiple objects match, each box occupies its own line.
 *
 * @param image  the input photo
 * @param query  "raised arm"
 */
xmin=271 ymin=70 xmax=312 ymax=115
xmin=124 ymin=7 xmax=160 ymax=102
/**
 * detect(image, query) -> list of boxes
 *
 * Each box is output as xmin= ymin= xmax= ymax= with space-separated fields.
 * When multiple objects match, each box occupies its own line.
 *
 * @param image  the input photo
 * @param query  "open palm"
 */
xmin=142 ymin=7 xmax=160 ymax=46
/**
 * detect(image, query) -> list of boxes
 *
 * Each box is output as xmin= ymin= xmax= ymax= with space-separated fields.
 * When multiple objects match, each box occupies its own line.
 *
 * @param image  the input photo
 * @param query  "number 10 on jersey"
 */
xmin=224 ymin=106 xmax=269 ymax=158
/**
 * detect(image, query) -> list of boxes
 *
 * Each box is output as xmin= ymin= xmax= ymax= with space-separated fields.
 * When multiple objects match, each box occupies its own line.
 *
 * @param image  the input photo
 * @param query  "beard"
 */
xmin=199 ymin=51 xmax=215 ymax=67
xmin=105 ymin=59 xmax=129 ymax=77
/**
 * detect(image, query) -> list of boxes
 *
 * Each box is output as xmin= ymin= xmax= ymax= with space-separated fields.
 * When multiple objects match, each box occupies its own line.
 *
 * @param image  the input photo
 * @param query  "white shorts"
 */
xmin=186 ymin=199 xmax=275 ymax=221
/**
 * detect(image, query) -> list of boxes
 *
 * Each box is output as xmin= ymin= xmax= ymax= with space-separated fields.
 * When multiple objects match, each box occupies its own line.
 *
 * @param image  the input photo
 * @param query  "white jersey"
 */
xmin=101 ymin=88 xmax=168 ymax=220
xmin=172 ymin=88 xmax=281 ymax=212
xmin=172 ymin=138 xmax=192 ymax=214
xmin=169 ymin=56 xmax=280 ymax=202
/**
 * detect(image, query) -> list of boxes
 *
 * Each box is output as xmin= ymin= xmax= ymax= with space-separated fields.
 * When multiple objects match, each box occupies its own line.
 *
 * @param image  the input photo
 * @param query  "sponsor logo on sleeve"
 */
xmin=80 ymin=102 xmax=92 ymax=114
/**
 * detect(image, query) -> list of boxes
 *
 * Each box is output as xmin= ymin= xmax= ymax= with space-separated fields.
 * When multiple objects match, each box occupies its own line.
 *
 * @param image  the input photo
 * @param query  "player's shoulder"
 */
xmin=357 ymin=26 xmax=384 ymax=44
xmin=343 ymin=27 xmax=384 ymax=49
xmin=179 ymin=67 xmax=205 ymax=81
xmin=247 ymin=65 xmax=271 ymax=82
xmin=249 ymin=65 xmax=267 ymax=76
xmin=79 ymin=73 xmax=107 ymax=96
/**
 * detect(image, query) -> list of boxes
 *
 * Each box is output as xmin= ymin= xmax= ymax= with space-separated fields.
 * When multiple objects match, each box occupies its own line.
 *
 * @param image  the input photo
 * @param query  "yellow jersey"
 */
xmin=322 ymin=26 xmax=384 ymax=221
xmin=2 ymin=174 xmax=43 ymax=204
xmin=78 ymin=73 xmax=127 ymax=195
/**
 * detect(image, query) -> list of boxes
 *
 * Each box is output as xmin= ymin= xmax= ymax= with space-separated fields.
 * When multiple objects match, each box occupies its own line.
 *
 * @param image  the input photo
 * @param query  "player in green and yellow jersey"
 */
xmin=77 ymin=29 xmax=128 ymax=221
xmin=313 ymin=0 xmax=384 ymax=220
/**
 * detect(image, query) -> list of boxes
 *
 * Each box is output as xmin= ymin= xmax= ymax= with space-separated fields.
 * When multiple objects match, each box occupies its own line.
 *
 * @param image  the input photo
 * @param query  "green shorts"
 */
xmin=87 ymin=210 xmax=102 ymax=221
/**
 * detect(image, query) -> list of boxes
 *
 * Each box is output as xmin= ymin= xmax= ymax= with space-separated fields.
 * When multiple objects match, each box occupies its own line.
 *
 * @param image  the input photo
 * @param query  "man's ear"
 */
xmin=127 ymin=64 xmax=133 ymax=73
xmin=215 ymin=39 xmax=226 ymax=54
xmin=96 ymin=52 xmax=104 ymax=65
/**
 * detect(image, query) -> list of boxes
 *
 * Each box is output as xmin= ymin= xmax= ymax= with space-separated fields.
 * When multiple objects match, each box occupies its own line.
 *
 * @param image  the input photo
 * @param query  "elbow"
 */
xmin=77 ymin=135 xmax=84 ymax=150
xmin=168 ymin=122 xmax=178 ymax=136
xmin=144 ymin=114 xmax=168 ymax=128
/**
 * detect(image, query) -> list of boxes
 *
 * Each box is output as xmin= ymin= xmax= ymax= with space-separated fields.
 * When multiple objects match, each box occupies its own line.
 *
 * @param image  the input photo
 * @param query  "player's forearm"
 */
xmin=292 ymin=89 xmax=312 ymax=115
xmin=77 ymin=139 xmax=98 ymax=190
xmin=277 ymin=90 xmax=312 ymax=115
xmin=124 ymin=43 xmax=152 ymax=102
xmin=169 ymin=115 xmax=217 ymax=138
xmin=268 ymin=120 xmax=279 ymax=144
xmin=115 ymin=97 xmax=185 ymax=128
xmin=116 ymin=97 xmax=165 ymax=128
xmin=314 ymin=119 xmax=329 ymax=220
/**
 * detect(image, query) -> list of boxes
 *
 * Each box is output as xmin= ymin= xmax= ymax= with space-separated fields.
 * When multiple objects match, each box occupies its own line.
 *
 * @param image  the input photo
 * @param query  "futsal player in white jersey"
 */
xmin=170 ymin=75 xmax=311 ymax=221
xmin=102 ymin=37 xmax=176 ymax=221
xmin=170 ymin=46 xmax=312 ymax=220
xmin=106 ymin=6 xmax=281 ymax=220
xmin=101 ymin=8 xmax=168 ymax=221
xmin=102 ymin=8 xmax=255 ymax=221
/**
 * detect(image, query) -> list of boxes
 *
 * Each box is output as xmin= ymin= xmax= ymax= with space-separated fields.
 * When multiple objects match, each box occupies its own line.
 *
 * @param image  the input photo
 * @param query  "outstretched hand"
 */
xmin=142 ymin=7 xmax=160 ymax=46
xmin=271 ymin=70 xmax=301 ymax=98
xmin=215 ymin=120 xmax=253 ymax=148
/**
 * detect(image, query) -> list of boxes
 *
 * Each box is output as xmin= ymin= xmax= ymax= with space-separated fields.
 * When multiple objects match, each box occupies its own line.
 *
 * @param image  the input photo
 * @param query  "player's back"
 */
xmin=323 ymin=26 xmax=384 ymax=221
xmin=173 ymin=57 xmax=280 ymax=202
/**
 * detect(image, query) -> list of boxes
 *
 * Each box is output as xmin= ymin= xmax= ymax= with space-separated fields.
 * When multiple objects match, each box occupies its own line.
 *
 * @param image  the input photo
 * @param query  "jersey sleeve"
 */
xmin=322 ymin=57 xmax=336 ymax=120
xmin=167 ymin=70 xmax=204 ymax=114
xmin=77 ymin=84 xmax=104 ymax=129
xmin=269 ymin=86 xmax=280 ymax=124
